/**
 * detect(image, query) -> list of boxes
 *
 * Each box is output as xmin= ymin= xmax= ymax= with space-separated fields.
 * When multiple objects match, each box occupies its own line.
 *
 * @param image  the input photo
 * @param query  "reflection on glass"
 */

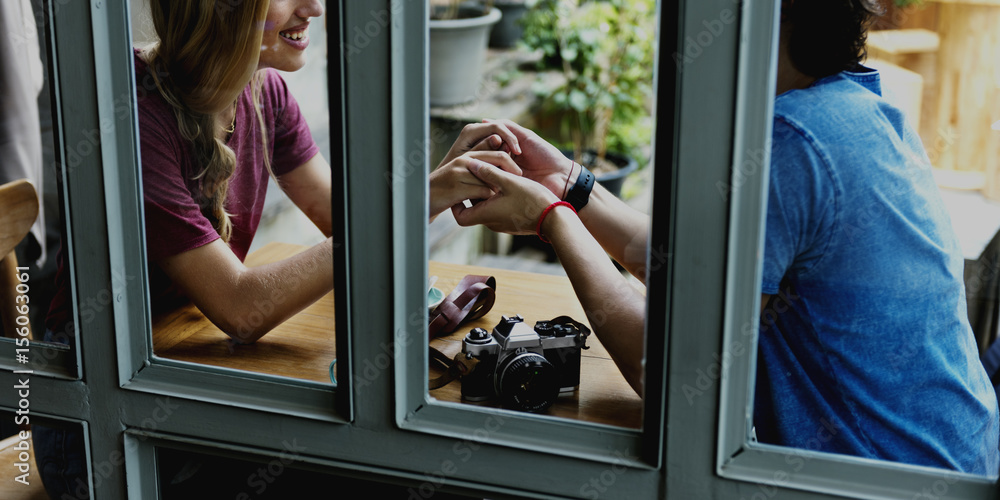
xmin=424 ymin=0 xmax=654 ymax=429
xmin=752 ymin=0 xmax=997 ymax=476
xmin=130 ymin=0 xmax=336 ymax=383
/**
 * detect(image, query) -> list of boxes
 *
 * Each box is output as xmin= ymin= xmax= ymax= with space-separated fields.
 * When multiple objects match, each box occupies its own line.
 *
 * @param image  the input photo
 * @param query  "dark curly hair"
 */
xmin=786 ymin=0 xmax=885 ymax=78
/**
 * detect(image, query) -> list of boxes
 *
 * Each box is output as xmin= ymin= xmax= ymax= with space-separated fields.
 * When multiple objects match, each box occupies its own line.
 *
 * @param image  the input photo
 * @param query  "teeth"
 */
xmin=279 ymin=29 xmax=306 ymax=41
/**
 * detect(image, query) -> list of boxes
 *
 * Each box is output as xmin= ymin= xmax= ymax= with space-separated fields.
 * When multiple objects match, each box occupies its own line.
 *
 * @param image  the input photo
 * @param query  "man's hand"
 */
xmin=429 ymin=151 xmax=522 ymax=220
xmin=451 ymin=158 xmax=558 ymax=235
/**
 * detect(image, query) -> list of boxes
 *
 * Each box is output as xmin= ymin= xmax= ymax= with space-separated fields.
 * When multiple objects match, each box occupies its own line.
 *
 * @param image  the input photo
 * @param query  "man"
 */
xmin=452 ymin=0 xmax=999 ymax=474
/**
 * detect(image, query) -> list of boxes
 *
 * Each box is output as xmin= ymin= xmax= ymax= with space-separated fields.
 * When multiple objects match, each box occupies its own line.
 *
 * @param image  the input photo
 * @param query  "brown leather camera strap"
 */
xmin=427 ymin=274 xmax=496 ymax=390
xmin=428 ymin=347 xmax=478 ymax=390
xmin=428 ymin=274 xmax=496 ymax=340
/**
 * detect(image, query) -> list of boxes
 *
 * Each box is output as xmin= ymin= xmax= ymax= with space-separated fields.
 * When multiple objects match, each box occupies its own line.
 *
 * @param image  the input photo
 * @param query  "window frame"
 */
xmin=98 ymin=0 xmax=354 ymax=422
xmin=390 ymin=0 xmax=669 ymax=470
xmin=8 ymin=0 xmax=995 ymax=498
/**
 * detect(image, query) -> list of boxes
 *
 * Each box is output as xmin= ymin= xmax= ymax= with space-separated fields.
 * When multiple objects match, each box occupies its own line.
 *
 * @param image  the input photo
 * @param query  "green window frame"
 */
xmin=6 ymin=0 xmax=996 ymax=498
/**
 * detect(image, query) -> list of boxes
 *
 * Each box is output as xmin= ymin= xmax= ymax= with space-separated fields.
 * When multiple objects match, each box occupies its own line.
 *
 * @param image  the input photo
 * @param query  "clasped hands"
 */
xmin=430 ymin=119 xmax=576 ymax=236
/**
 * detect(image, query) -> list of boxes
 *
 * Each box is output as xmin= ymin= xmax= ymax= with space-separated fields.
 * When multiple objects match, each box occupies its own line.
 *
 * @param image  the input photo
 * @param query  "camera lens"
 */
xmin=495 ymin=352 xmax=559 ymax=412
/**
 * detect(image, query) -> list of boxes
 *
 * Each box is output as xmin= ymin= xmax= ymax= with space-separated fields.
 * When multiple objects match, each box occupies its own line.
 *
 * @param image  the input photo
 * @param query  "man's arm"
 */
xmin=488 ymin=120 xmax=650 ymax=282
xmin=452 ymin=160 xmax=646 ymax=394
xmin=574 ymin=179 xmax=650 ymax=283
xmin=543 ymin=205 xmax=647 ymax=394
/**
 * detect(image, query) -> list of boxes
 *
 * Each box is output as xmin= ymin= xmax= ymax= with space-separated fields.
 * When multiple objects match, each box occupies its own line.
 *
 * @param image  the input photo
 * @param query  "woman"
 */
xmin=47 ymin=0 xmax=519 ymax=344
xmin=39 ymin=3 xmax=339 ymax=497
xmin=136 ymin=0 xmax=519 ymax=343
xmin=36 ymin=1 xmax=520 ymax=496
xmin=133 ymin=0 xmax=332 ymax=344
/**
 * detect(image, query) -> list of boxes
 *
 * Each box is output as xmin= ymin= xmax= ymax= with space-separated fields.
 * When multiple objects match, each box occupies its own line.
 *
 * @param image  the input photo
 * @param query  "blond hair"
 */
xmin=144 ymin=0 xmax=272 ymax=242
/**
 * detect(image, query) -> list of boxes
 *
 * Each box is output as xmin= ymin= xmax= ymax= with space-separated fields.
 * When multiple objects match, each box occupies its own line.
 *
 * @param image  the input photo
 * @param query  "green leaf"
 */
xmin=597 ymin=93 xmax=615 ymax=109
xmin=569 ymin=89 xmax=588 ymax=111
xmin=531 ymin=79 xmax=551 ymax=97
xmin=578 ymin=29 xmax=600 ymax=46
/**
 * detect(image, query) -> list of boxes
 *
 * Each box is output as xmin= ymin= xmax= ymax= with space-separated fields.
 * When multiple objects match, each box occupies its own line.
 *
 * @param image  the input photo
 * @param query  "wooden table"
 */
xmin=153 ymin=242 xmax=642 ymax=428
xmin=427 ymin=261 xmax=642 ymax=428
xmin=152 ymin=243 xmax=336 ymax=382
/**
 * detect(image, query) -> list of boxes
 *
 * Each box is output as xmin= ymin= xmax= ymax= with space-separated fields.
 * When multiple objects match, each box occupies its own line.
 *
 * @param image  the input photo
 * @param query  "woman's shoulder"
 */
xmin=257 ymin=68 xmax=294 ymax=109
xmin=133 ymin=46 xmax=155 ymax=82
xmin=130 ymin=48 xmax=187 ymax=161
xmin=131 ymin=49 xmax=177 ymax=130
xmin=260 ymin=67 xmax=289 ymax=88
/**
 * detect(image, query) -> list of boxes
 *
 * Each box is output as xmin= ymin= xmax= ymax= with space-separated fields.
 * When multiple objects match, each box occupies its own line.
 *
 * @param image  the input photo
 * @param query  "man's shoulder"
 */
xmin=772 ymin=71 xmax=905 ymax=171
xmin=774 ymin=72 xmax=881 ymax=128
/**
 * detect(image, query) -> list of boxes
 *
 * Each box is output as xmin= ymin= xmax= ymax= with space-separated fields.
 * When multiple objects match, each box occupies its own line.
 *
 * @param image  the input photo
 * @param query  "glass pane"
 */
xmin=155 ymin=446 xmax=485 ymax=499
xmin=131 ymin=0 xmax=338 ymax=384
xmin=0 ymin=0 xmax=79 ymax=376
xmin=750 ymin=0 xmax=999 ymax=478
xmin=0 ymin=412 xmax=89 ymax=499
xmin=425 ymin=0 xmax=654 ymax=429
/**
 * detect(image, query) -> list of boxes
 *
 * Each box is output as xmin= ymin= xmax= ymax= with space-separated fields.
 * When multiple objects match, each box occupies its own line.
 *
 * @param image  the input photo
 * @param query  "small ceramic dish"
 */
xmin=428 ymin=286 xmax=445 ymax=313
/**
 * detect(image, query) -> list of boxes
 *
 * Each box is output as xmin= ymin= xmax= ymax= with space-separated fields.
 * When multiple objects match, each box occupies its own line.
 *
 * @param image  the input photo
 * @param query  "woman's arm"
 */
xmin=162 ymin=153 xmax=337 ymax=344
xmin=276 ymin=152 xmax=333 ymax=237
xmin=157 ymin=237 xmax=334 ymax=344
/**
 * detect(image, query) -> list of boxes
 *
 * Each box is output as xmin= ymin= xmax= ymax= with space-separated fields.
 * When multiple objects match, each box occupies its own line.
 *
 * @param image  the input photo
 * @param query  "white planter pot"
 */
xmin=429 ymin=7 xmax=502 ymax=107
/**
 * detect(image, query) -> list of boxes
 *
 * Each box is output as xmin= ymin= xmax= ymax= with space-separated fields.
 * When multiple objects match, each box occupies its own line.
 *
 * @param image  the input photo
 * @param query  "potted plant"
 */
xmin=520 ymin=0 xmax=655 ymax=196
xmin=429 ymin=1 xmax=502 ymax=106
xmin=489 ymin=0 xmax=531 ymax=48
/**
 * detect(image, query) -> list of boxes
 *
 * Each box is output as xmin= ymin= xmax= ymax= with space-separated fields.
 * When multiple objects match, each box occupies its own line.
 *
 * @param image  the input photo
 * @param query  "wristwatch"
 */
xmin=564 ymin=163 xmax=595 ymax=212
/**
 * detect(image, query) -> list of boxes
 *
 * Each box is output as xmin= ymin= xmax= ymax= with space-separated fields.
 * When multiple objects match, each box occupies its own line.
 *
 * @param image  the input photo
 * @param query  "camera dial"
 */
xmin=465 ymin=327 xmax=492 ymax=344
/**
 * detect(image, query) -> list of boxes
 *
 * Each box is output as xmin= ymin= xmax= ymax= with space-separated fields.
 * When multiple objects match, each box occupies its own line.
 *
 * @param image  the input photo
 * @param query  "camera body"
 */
xmin=461 ymin=314 xmax=590 ymax=412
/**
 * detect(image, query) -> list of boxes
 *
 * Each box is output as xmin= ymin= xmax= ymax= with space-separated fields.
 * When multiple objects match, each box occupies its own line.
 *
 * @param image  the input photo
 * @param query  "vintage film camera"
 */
xmin=461 ymin=314 xmax=590 ymax=412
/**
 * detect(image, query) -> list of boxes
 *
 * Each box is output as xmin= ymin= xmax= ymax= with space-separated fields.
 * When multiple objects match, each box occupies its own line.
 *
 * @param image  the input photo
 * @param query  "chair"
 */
xmin=967 ymin=227 xmax=1000 ymax=356
xmin=0 ymin=179 xmax=39 ymax=340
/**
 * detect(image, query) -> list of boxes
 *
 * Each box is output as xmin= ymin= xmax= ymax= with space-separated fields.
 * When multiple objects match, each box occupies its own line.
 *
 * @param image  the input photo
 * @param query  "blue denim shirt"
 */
xmin=756 ymin=68 xmax=1000 ymax=475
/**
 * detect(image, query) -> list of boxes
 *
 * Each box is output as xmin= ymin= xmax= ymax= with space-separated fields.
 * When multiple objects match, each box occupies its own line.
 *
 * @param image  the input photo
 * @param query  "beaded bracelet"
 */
xmin=536 ymin=201 xmax=576 ymax=244
xmin=561 ymin=158 xmax=576 ymax=200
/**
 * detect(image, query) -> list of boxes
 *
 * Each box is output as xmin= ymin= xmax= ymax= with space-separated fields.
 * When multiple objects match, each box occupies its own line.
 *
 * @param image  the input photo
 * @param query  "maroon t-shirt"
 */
xmin=45 ymin=49 xmax=319 ymax=336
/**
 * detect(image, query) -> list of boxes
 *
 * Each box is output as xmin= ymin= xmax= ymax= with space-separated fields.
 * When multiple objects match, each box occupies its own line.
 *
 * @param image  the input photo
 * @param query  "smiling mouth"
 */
xmin=279 ymin=27 xmax=308 ymax=41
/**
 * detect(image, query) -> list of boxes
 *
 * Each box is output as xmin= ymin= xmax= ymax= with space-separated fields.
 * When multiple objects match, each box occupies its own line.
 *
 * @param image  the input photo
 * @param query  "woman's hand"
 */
xmin=436 ymin=120 xmax=523 ymax=169
xmin=429 ymin=150 xmax=522 ymax=220
xmin=451 ymin=158 xmax=559 ymax=235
